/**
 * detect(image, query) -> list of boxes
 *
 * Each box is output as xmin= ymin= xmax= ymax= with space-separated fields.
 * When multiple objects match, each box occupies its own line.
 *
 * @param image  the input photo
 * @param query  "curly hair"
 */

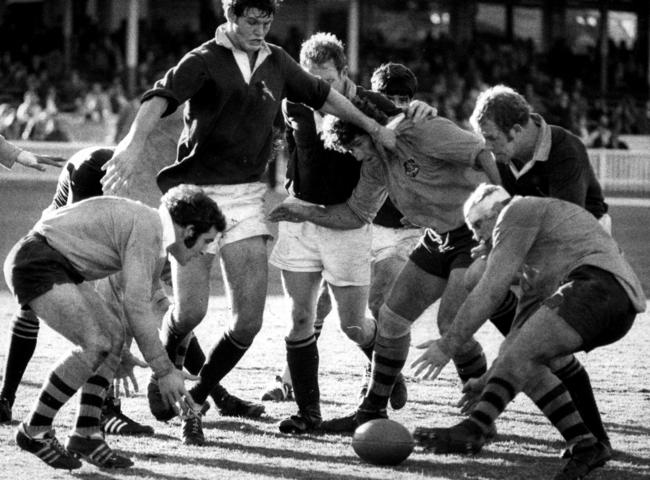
xmin=299 ymin=32 xmax=347 ymax=72
xmin=321 ymin=96 xmax=389 ymax=153
xmin=470 ymin=84 xmax=531 ymax=135
xmin=161 ymin=184 xmax=226 ymax=238
xmin=222 ymin=0 xmax=281 ymax=18
xmin=371 ymin=62 xmax=417 ymax=98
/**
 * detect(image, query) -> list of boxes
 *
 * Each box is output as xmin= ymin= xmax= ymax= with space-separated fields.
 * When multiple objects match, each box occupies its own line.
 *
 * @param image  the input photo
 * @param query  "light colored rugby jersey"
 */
xmin=347 ymin=115 xmax=488 ymax=233
xmin=492 ymin=196 xmax=646 ymax=319
xmin=0 ymin=134 xmax=21 ymax=169
xmin=34 ymin=196 xmax=169 ymax=316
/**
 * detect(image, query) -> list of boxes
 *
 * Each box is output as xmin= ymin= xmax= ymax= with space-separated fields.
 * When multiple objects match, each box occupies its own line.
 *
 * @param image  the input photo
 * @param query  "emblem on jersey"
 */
xmin=403 ymin=158 xmax=420 ymax=177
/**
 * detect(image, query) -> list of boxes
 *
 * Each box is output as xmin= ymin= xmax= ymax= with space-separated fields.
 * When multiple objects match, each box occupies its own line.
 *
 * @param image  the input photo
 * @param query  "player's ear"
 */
xmin=183 ymin=225 xmax=197 ymax=248
xmin=340 ymin=65 xmax=349 ymax=78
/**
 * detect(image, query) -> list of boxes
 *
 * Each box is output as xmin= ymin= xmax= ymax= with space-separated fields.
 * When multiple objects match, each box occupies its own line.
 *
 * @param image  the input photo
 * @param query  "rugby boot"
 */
xmin=100 ymin=397 xmax=154 ymax=435
xmin=320 ymin=407 xmax=387 ymax=434
xmin=66 ymin=433 xmax=133 ymax=468
xmin=181 ymin=408 xmax=205 ymax=446
xmin=554 ymin=439 xmax=610 ymax=480
xmin=261 ymin=375 xmax=293 ymax=402
xmin=413 ymin=419 xmax=485 ymax=454
xmin=211 ymin=383 xmax=265 ymax=418
xmin=15 ymin=424 xmax=82 ymax=470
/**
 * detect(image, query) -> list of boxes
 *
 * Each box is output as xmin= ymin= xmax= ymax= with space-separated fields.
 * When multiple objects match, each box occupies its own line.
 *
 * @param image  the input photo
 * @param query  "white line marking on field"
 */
xmin=608 ymin=197 xmax=650 ymax=207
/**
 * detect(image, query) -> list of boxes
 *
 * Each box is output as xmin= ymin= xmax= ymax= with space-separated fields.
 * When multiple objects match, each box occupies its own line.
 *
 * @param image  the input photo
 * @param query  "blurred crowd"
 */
xmin=1 ymin=14 xmax=648 ymax=149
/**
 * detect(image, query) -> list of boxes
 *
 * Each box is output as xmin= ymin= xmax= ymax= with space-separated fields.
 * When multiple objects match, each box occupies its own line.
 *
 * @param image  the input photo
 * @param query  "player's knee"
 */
xmin=340 ymin=316 xmax=374 ymax=345
xmin=174 ymin=304 xmax=207 ymax=330
xmin=377 ymin=304 xmax=412 ymax=339
xmin=84 ymin=331 xmax=116 ymax=368
xmin=231 ymin=317 xmax=263 ymax=343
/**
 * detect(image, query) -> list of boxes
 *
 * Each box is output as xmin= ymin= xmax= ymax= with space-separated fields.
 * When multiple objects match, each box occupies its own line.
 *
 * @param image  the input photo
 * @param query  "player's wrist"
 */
xmin=149 ymin=353 xmax=175 ymax=378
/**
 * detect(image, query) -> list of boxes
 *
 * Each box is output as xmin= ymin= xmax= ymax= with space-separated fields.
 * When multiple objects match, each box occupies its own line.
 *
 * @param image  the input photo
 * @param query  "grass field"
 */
xmin=0 ymin=175 xmax=649 ymax=479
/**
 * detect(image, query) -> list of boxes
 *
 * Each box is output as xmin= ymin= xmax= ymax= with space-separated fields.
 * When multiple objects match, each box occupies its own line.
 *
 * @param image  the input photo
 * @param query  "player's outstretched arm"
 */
xmin=268 ymin=198 xmax=365 ymax=230
xmin=16 ymin=151 xmax=65 ymax=171
xmin=102 ymin=96 xmax=168 ymax=194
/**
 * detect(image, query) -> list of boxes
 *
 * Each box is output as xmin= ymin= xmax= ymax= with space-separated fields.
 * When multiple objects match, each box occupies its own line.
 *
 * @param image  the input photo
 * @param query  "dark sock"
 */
xmin=553 ymin=356 xmax=608 ymax=442
xmin=532 ymin=379 xmax=594 ymax=446
xmin=286 ymin=335 xmax=320 ymax=421
xmin=160 ymin=310 xmax=188 ymax=368
xmin=189 ymin=331 xmax=249 ymax=404
xmin=488 ymin=290 xmax=517 ymax=336
xmin=1 ymin=309 xmax=39 ymax=404
xmin=182 ymin=334 xmax=206 ymax=376
xmin=453 ymin=340 xmax=487 ymax=383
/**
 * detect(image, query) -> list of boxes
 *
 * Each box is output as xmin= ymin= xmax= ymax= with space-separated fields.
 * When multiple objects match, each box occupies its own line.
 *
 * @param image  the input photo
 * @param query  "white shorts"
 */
xmin=201 ymin=182 xmax=271 ymax=254
xmin=371 ymin=225 xmax=423 ymax=263
xmin=269 ymin=204 xmax=372 ymax=286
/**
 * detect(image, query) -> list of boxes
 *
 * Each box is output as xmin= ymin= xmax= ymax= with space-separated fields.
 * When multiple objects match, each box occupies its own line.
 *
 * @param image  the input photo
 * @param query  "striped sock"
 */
xmin=1 ymin=308 xmax=40 ymax=404
xmin=190 ymin=330 xmax=250 ymax=404
xmin=469 ymin=376 xmax=517 ymax=434
xmin=286 ymin=334 xmax=320 ymax=420
xmin=26 ymin=350 xmax=94 ymax=436
xmin=488 ymin=290 xmax=517 ymax=336
xmin=453 ymin=340 xmax=488 ymax=383
xmin=363 ymin=332 xmax=410 ymax=411
xmin=74 ymin=353 xmax=120 ymax=437
xmin=532 ymin=375 xmax=595 ymax=446
xmin=313 ymin=321 xmax=324 ymax=341
xmin=553 ymin=356 xmax=608 ymax=442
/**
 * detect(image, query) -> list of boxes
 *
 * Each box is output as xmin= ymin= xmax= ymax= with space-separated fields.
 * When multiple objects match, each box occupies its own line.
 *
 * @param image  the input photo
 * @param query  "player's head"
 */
xmin=321 ymin=96 xmax=388 ymax=161
xmin=222 ymin=0 xmax=281 ymax=53
xmin=371 ymin=62 xmax=417 ymax=109
xmin=470 ymin=85 xmax=531 ymax=164
xmin=161 ymin=184 xmax=226 ymax=264
xmin=299 ymin=32 xmax=349 ymax=95
xmin=463 ymin=183 xmax=511 ymax=243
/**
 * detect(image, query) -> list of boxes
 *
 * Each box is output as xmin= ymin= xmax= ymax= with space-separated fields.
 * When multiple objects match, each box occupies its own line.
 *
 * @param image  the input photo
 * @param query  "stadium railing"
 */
xmin=588 ymin=149 xmax=650 ymax=195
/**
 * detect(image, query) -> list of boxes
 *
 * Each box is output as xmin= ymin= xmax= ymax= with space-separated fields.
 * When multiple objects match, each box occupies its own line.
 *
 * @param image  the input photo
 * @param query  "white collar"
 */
xmin=509 ymin=113 xmax=552 ymax=179
xmin=214 ymin=23 xmax=271 ymax=84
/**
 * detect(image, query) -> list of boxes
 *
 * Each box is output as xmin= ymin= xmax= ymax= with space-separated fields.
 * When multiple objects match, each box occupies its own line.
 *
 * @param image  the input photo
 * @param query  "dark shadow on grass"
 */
xmin=201 ymin=418 xmax=343 ymax=444
xmin=606 ymin=421 xmax=650 ymax=437
xmin=125 ymin=446 xmax=650 ymax=480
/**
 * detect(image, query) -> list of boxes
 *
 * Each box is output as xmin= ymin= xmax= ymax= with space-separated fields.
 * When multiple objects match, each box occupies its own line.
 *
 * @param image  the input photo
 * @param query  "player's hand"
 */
xmin=406 ymin=100 xmax=437 ymax=122
xmin=101 ymin=143 xmax=140 ymax=195
xmin=470 ymin=241 xmax=491 ymax=259
xmin=370 ymin=125 xmax=397 ymax=152
xmin=16 ymin=151 xmax=65 ymax=171
xmin=457 ymin=375 xmax=487 ymax=414
xmin=410 ymin=339 xmax=451 ymax=381
xmin=157 ymin=369 xmax=199 ymax=416
xmin=267 ymin=201 xmax=307 ymax=223
xmin=113 ymin=350 xmax=148 ymax=397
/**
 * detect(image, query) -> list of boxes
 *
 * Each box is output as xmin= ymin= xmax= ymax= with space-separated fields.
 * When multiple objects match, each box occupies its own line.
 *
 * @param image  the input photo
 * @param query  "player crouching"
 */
xmin=4 ymin=185 xmax=225 ymax=470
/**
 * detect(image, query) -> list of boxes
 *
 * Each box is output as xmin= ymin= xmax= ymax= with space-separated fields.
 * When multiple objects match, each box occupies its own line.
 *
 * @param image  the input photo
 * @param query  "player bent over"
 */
xmin=268 ymin=97 xmax=501 ymax=431
xmin=411 ymin=184 xmax=645 ymax=480
xmin=4 ymin=185 xmax=225 ymax=470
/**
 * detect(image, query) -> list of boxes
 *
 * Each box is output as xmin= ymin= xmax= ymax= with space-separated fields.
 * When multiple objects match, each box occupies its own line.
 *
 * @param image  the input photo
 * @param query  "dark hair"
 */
xmin=161 ymin=185 xmax=226 ymax=245
xmin=371 ymin=62 xmax=417 ymax=98
xmin=223 ymin=0 xmax=280 ymax=18
xmin=470 ymin=84 xmax=531 ymax=135
xmin=299 ymin=32 xmax=347 ymax=72
xmin=321 ymin=96 xmax=389 ymax=153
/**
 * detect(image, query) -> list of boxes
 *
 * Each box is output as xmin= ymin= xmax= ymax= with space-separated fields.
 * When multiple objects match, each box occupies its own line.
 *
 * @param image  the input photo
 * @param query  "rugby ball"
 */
xmin=352 ymin=419 xmax=414 ymax=466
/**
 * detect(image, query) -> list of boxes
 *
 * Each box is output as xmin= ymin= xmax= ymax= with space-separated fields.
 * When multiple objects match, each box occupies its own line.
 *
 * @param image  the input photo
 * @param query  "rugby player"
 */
xmin=268 ymin=95 xmax=501 ymax=431
xmin=267 ymin=36 xmax=433 ymax=433
xmin=4 ymin=185 xmax=225 ymax=470
xmin=410 ymin=184 xmax=645 ymax=480
xmin=101 ymin=0 xmax=397 ymax=446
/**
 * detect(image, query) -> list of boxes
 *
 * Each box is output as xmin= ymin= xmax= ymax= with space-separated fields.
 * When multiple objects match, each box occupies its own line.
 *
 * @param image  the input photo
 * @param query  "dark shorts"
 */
xmin=4 ymin=232 xmax=84 ymax=308
xmin=409 ymin=224 xmax=477 ymax=279
xmin=540 ymin=265 xmax=636 ymax=352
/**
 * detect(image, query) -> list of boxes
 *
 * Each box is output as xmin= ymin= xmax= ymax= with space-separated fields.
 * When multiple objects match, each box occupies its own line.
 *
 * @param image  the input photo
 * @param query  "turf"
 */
xmin=0 ymin=176 xmax=648 ymax=479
